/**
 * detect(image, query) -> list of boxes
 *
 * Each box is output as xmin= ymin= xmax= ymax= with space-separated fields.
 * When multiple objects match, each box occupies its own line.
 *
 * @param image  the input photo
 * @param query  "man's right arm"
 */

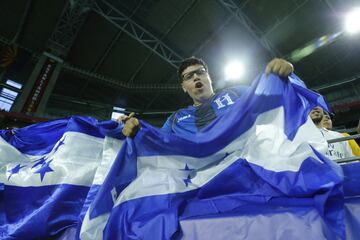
xmin=119 ymin=112 xmax=175 ymax=137
xmin=117 ymin=113 xmax=141 ymax=137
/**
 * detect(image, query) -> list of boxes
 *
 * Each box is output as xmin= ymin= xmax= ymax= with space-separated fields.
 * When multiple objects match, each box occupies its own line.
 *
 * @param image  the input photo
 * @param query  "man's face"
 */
xmin=321 ymin=114 xmax=333 ymax=130
xmin=181 ymin=64 xmax=214 ymax=105
xmin=310 ymin=106 xmax=324 ymax=125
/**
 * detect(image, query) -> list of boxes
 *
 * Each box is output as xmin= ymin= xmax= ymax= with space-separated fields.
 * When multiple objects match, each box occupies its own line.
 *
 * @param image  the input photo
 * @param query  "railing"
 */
xmin=331 ymin=133 xmax=360 ymax=164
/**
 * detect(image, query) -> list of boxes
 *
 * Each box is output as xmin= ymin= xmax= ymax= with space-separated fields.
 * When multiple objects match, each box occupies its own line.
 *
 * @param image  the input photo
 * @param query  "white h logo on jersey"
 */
xmin=214 ymin=93 xmax=234 ymax=109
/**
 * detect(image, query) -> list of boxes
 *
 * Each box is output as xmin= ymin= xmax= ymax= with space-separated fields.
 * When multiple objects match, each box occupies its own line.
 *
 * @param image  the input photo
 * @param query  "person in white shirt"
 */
xmin=309 ymin=106 xmax=354 ymax=161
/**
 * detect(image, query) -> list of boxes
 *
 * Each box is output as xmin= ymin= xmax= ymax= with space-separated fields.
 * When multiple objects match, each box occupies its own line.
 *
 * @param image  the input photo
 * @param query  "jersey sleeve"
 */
xmin=161 ymin=113 xmax=176 ymax=134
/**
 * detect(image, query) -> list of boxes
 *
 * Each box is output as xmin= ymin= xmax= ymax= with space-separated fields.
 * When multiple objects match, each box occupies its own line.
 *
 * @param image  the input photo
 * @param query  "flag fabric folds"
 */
xmin=0 ymin=73 xmax=359 ymax=239
xmin=82 ymin=73 xmax=343 ymax=239
xmin=0 ymin=117 xmax=124 ymax=239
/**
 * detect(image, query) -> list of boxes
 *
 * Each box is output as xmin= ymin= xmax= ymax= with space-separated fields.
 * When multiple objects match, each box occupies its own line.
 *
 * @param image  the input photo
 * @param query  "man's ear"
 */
xmin=181 ymin=83 xmax=186 ymax=93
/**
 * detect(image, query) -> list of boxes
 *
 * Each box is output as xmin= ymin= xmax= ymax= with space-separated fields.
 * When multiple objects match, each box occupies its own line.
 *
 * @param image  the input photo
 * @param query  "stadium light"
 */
xmin=224 ymin=61 xmax=245 ymax=81
xmin=345 ymin=8 xmax=360 ymax=34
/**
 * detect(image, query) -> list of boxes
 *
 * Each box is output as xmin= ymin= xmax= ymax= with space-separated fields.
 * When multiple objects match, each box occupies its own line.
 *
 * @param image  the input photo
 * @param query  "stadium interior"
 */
xmin=1 ymin=1 xmax=360 ymax=239
xmin=0 ymin=0 xmax=359 ymax=131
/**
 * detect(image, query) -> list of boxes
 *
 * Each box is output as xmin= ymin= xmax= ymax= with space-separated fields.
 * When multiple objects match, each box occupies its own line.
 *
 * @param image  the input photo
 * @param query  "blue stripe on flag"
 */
xmin=88 ymin=73 xmax=343 ymax=239
xmin=2 ymin=73 xmax=352 ymax=240
xmin=0 ymin=116 xmax=123 ymax=155
xmin=0 ymin=184 xmax=89 ymax=239
xmin=102 ymin=155 xmax=343 ymax=239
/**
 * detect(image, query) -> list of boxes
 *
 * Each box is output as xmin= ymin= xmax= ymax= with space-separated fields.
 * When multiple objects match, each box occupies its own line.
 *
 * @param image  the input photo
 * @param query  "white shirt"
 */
xmin=319 ymin=128 xmax=354 ymax=161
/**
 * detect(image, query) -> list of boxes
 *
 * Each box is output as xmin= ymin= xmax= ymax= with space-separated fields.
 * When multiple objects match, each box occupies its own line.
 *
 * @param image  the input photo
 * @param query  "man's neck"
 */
xmin=193 ymin=93 xmax=215 ymax=107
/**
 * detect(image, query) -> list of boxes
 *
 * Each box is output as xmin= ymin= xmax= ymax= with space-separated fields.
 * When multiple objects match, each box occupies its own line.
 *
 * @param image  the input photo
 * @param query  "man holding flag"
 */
xmin=86 ymin=57 xmax=347 ymax=239
xmin=2 ymin=57 xmax=358 ymax=239
xmin=121 ymin=57 xmax=294 ymax=137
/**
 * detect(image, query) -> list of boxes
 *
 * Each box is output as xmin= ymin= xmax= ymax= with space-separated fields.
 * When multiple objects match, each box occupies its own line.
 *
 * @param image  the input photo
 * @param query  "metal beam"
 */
xmin=0 ymin=35 xmax=40 ymax=58
xmin=92 ymin=31 xmax=124 ymax=71
xmin=312 ymin=72 xmax=360 ymax=91
xmin=263 ymin=0 xmax=309 ymax=37
xmin=48 ymin=0 xmax=92 ymax=58
xmin=128 ymin=0 xmax=197 ymax=83
xmin=12 ymin=0 xmax=33 ymax=44
xmin=0 ymin=35 xmax=10 ymax=45
xmin=218 ymin=0 xmax=280 ymax=57
xmin=1 ymin=34 xmax=183 ymax=92
xmin=92 ymin=0 xmax=145 ymax=72
xmin=192 ymin=15 xmax=234 ymax=56
xmin=76 ymin=0 xmax=145 ymax=97
xmin=62 ymin=63 xmax=181 ymax=92
xmin=92 ymin=0 xmax=183 ymax=68
xmin=127 ymin=0 xmax=197 ymax=84
xmin=322 ymin=0 xmax=339 ymax=18
xmin=144 ymin=14 xmax=235 ymax=110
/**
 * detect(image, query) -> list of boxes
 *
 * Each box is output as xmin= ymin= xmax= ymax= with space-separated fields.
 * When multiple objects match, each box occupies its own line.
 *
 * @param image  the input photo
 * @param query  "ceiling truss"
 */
xmin=48 ymin=0 xmax=92 ymax=58
xmin=92 ymin=0 xmax=183 ymax=68
xmin=218 ymin=0 xmax=280 ymax=57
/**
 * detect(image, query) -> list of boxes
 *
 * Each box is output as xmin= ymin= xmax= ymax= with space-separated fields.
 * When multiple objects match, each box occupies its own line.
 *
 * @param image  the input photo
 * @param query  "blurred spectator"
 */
xmin=309 ymin=107 xmax=354 ymax=161
xmin=309 ymin=106 xmax=323 ymax=128
xmin=320 ymin=111 xmax=359 ymax=157
xmin=320 ymin=112 xmax=332 ymax=130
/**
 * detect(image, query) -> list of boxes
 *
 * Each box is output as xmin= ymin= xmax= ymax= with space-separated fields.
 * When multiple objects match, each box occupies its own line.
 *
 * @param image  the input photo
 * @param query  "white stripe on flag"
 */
xmin=0 ymin=132 xmax=121 ymax=187
xmin=115 ymin=107 xmax=328 ymax=206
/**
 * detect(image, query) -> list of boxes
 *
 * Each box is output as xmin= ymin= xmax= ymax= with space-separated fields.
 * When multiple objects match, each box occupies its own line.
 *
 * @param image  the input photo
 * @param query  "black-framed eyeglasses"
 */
xmin=182 ymin=68 xmax=207 ymax=81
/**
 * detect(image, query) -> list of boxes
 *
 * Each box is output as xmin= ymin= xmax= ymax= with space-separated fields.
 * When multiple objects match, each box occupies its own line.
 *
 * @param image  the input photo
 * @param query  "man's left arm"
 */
xmin=265 ymin=58 xmax=294 ymax=77
xmin=230 ymin=59 xmax=294 ymax=98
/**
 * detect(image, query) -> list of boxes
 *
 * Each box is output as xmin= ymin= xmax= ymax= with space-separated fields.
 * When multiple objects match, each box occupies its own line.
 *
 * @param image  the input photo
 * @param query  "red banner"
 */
xmin=22 ymin=58 xmax=57 ymax=114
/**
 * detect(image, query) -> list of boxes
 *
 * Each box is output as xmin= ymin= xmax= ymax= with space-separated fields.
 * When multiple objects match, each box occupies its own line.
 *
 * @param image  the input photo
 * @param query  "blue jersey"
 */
xmin=161 ymin=86 xmax=248 ymax=136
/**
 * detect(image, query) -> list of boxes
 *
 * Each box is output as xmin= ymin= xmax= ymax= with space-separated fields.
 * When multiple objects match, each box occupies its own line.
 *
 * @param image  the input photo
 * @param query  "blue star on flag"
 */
xmin=183 ymin=174 xmax=192 ymax=187
xmin=34 ymin=160 xmax=54 ymax=182
xmin=180 ymin=164 xmax=194 ymax=187
xmin=31 ymin=157 xmax=46 ymax=169
xmin=181 ymin=164 xmax=194 ymax=171
xmin=8 ymin=164 xmax=25 ymax=180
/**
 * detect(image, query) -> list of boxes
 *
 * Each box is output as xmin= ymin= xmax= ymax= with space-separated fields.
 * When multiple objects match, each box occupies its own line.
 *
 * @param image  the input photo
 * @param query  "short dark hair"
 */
xmin=324 ymin=111 xmax=334 ymax=119
xmin=178 ymin=57 xmax=208 ymax=81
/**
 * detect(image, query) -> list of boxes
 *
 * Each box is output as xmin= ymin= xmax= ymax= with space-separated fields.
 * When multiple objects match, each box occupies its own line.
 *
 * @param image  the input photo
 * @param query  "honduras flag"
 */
xmin=0 ymin=117 xmax=124 ymax=239
xmin=2 ymin=73 xmax=358 ymax=239
xmin=79 ymin=73 xmax=346 ymax=240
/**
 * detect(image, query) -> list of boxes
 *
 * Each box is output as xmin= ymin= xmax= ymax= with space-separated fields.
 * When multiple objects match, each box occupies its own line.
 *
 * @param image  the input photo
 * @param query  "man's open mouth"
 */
xmin=195 ymin=82 xmax=203 ymax=88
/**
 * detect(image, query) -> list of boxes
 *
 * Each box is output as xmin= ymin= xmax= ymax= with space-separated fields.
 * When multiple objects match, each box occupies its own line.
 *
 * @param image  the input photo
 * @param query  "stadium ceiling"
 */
xmin=0 ymin=0 xmax=359 ymax=129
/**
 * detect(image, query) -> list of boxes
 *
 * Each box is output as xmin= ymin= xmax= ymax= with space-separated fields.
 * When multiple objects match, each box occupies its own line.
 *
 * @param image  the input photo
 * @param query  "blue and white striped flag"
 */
xmin=0 ymin=117 xmax=124 ymax=239
xmin=0 ymin=73 xmax=352 ymax=239
xmin=81 ymin=74 xmax=344 ymax=239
